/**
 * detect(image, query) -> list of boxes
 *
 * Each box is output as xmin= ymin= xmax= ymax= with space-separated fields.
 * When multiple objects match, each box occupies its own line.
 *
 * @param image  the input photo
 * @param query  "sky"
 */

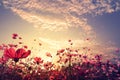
xmin=0 ymin=0 xmax=120 ymax=61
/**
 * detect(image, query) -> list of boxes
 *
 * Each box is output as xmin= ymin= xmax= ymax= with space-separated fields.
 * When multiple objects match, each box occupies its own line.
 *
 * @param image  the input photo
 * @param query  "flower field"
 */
xmin=0 ymin=34 xmax=120 ymax=80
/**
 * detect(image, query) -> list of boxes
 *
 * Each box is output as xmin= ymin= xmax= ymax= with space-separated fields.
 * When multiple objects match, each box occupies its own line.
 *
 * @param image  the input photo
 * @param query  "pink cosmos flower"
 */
xmin=46 ymin=52 xmax=52 ymax=57
xmin=34 ymin=57 xmax=43 ymax=64
xmin=0 ymin=56 xmax=9 ymax=64
xmin=115 ymin=48 xmax=120 ymax=53
xmin=0 ymin=45 xmax=3 ymax=50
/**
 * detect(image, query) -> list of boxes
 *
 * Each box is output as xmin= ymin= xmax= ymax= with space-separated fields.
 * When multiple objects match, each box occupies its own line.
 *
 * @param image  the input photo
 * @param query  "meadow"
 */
xmin=0 ymin=34 xmax=120 ymax=80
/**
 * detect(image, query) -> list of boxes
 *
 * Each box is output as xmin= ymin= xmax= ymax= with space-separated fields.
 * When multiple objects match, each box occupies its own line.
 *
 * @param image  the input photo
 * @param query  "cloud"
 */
xmin=3 ymin=0 xmax=120 ymax=34
xmin=39 ymin=37 xmax=92 ymax=49
xmin=39 ymin=37 xmax=71 ymax=50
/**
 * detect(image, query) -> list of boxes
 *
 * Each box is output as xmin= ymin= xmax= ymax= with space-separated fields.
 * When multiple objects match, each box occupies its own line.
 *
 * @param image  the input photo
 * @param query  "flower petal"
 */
xmin=16 ymin=48 xmax=26 ymax=58
xmin=4 ymin=48 xmax=16 ymax=58
xmin=21 ymin=50 xmax=31 ymax=58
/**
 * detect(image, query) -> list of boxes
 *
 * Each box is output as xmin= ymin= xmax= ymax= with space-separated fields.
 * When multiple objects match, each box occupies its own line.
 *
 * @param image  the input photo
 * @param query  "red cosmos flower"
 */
xmin=57 ymin=49 xmax=65 ymax=55
xmin=2 ymin=44 xmax=8 ymax=49
xmin=95 ymin=54 xmax=102 ymax=61
xmin=12 ymin=33 xmax=18 ymax=39
xmin=34 ymin=57 xmax=43 ymax=64
xmin=8 ymin=44 xmax=18 ymax=48
xmin=4 ymin=47 xmax=31 ymax=62
xmin=83 ymin=55 xmax=87 ymax=59
xmin=23 ymin=45 xmax=28 ymax=49
xmin=49 ymin=75 xmax=55 ymax=80
xmin=8 ymin=44 xmax=14 ymax=47
xmin=64 ymin=58 xmax=68 ymax=64
xmin=43 ymin=62 xmax=53 ymax=70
